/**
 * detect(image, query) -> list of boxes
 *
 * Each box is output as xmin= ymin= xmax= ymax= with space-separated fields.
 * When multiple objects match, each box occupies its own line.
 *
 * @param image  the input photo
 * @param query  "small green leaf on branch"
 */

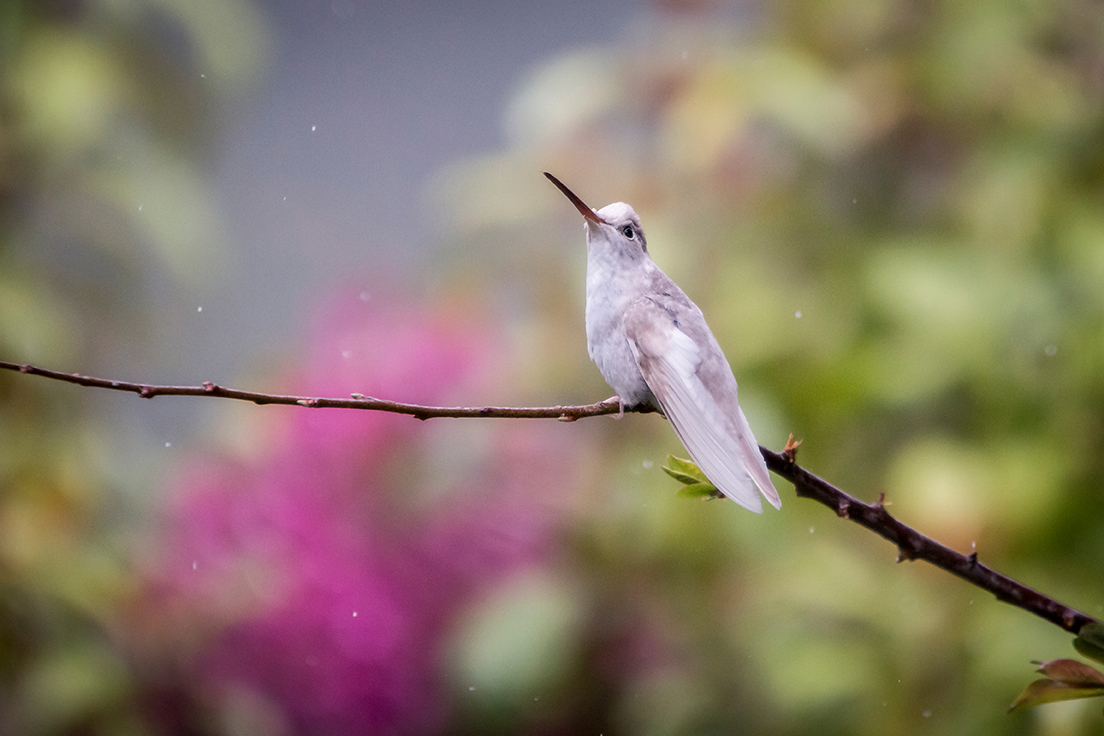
xmin=662 ymin=455 xmax=709 ymax=485
xmin=676 ymin=482 xmax=722 ymax=499
xmin=661 ymin=456 xmax=721 ymax=498
xmin=1075 ymin=623 xmax=1104 ymax=665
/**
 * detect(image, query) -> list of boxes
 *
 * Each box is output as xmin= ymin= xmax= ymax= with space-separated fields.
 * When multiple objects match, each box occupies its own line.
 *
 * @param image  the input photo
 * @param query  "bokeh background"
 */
xmin=2 ymin=0 xmax=1104 ymax=733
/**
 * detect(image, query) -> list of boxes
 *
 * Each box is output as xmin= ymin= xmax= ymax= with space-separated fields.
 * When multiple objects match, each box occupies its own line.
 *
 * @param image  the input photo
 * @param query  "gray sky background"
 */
xmin=106 ymin=0 xmax=640 ymax=466
xmin=215 ymin=0 xmax=636 ymax=349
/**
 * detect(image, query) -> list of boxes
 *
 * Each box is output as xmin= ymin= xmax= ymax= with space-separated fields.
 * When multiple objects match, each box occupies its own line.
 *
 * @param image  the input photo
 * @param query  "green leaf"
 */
xmin=1074 ymin=636 xmax=1104 ymax=666
xmin=662 ymin=465 xmax=703 ymax=485
xmin=662 ymin=455 xmax=710 ymax=485
xmin=661 ymin=456 xmax=721 ymax=498
xmin=1009 ymin=678 xmax=1104 ymax=711
xmin=1078 ymin=623 xmax=1104 ymax=650
xmin=676 ymin=482 xmax=722 ymax=499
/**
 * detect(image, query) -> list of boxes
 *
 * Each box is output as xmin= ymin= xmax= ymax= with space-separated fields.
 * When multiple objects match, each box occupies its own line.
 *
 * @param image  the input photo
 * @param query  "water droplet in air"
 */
xmin=342 ymin=350 xmax=352 ymax=359
xmin=469 ymin=686 xmax=476 ymax=691
xmin=165 ymin=442 xmax=171 ymax=448
xmin=642 ymin=460 xmax=653 ymax=469
xmin=311 ymin=125 xmax=317 ymax=132
xmin=795 ymin=311 xmax=802 ymax=318
xmin=922 ymin=710 xmax=931 ymax=718
xmin=197 ymin=306 xmax=203 ymax=313
xmin=1045 ymin=344 xmax=1057 ymax=357
xmin=192 ymin=561 xmax=197 ymax=570
xmin=352 ymin=611 xmax=357 ymax=617
xmin=809 ymin=527 xmax=814 ymax=533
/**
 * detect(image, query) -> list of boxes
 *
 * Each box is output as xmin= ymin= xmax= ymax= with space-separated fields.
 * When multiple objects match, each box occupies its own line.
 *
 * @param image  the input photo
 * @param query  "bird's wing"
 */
xmin=623 ymin=296 xmax=780 ymax=513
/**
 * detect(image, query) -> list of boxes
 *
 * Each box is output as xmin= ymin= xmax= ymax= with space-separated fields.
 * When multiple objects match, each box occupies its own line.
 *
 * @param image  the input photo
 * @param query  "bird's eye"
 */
xmin=621 ymin=225 xmax=634 ymax=239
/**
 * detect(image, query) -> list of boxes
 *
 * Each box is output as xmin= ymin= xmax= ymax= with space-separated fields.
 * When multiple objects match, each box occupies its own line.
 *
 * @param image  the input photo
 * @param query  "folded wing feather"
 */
xmin=624 ymin=297 xmax=780 ymax=513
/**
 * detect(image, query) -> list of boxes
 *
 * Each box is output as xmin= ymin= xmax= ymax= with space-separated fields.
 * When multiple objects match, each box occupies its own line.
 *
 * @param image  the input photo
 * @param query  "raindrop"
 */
xmin=360 ymin=291 xmax=371 ymax=302
xmin=352 ymin=611 xmax=358 ymax=617
xmin=469 ymin=686 xmax=476 ymax=691
xmin=165 ymin=442 xmax=171 ymax=448
xmin=795 ymin=311 xmax=802 ymax=318
xmin=197 ymin=306 xmax=203 ymax=313
xmin=809 ymin=527 xmax=814 ymax=533
xmin=342 ymin=350 xmax=352 ymax=359
xmin=1044 ymin=344 xmax=1057 ymax=357
xmin=311 ymin=125 xmax=317 ymax=132
xmin=642 ymin=460 xmax=653 ymax=469
xmin=922 ymin=710 xmax=931 ymax=718
xmin=138 ymin=205 xmax=143 ymax=211
xmin=192 ymin=561 xmax=197 ymax=570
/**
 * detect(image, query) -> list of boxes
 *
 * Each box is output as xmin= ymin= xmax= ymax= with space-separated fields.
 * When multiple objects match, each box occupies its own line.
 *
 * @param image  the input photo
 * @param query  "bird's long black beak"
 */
xmin=544 ymin=172 xmax=607 ymax=225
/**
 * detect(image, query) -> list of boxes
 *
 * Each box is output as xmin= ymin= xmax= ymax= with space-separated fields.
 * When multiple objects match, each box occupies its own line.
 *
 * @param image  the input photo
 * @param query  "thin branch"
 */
xmin=1 ymin=359 xmax=1097 ymax=635
xmin=762 ymin=443 xmax=1098 ymax=636
xmin=0 ymin=360 xmax=650 ymax=420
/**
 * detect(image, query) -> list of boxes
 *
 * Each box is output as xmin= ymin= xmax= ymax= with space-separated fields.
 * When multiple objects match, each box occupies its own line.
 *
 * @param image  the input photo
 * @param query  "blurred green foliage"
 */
xmin=0 ymin=1 xmax=265 ymax=733
xmin=2 ymin=0 xmax=1104 ymax=734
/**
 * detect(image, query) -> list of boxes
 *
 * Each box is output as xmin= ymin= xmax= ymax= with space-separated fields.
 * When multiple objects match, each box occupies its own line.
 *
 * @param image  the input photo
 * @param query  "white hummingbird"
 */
xmin=546 ymin=172 xmax=781 ymax=513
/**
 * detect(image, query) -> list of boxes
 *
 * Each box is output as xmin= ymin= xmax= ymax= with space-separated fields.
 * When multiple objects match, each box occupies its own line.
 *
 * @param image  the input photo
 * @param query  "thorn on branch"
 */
xmin=837 ymin=498 xmax=851 ymax=519
xmin=139 ymin=387 xmax=154 ymax=398
xmin=872 ymin=492 xmax=890 ymax=510
xmin=967 ymin=551 xmax=978 ymax=568
xmin=782 ymin=433 xmax=802 ymax=462
xmin=896 ymin=547 xmax=917 ymax=563
xmin=202 ymin=382 xmax=217 ymax=392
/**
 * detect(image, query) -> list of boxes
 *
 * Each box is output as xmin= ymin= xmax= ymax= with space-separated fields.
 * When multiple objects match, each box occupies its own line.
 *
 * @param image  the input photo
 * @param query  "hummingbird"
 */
xmin=545 ymin=172 xmax=781 ymax=513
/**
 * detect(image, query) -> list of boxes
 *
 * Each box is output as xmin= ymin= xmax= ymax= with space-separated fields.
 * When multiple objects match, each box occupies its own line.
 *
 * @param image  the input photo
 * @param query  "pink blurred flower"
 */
xmin=145 ymin=290 xmax=579 ymax=734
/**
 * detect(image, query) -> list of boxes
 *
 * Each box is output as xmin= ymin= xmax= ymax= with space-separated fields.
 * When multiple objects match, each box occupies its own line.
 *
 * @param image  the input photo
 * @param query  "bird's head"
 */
xmin=545 ymin=173 xmax=648 ymax=259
